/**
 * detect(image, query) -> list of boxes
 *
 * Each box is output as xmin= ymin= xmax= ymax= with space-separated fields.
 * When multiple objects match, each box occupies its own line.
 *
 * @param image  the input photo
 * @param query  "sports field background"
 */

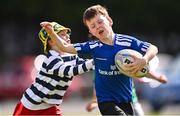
xmin=0 ymin=1 xmax=180 ymax=116
xmin=1 ymin=98 xmax=180 ymax=116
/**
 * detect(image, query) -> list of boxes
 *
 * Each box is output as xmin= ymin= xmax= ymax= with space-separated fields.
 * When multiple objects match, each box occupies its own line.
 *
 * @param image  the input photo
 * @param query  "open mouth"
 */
xmin=99 ymin=30 xmax=104 ymax=35
xmin=66 ymin=39 xmax=71 ymax=43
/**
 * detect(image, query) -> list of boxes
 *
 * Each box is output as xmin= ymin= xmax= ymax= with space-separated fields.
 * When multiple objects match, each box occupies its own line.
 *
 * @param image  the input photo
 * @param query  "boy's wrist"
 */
xmin=91 ymin=100 xmax=97 ymax=103
xmin=142 ymin=56 xmax=148 ymax=64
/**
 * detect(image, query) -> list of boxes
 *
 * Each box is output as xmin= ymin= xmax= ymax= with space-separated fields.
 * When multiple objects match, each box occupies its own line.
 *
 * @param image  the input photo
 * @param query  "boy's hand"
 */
xmin=86 ymin=100 xmax=98 ymax=112
xmin=40 ymin=22 xmax=54 ymax=34
xmin=124 ymin=55 xmax=147 ymax=75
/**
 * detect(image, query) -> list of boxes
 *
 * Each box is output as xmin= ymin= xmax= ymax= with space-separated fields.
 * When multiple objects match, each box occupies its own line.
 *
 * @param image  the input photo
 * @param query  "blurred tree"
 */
xmin=0 ymin=0 xmax=180 ymax=66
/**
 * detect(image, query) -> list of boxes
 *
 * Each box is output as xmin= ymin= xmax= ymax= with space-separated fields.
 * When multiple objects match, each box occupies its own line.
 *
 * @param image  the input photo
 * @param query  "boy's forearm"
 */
xmin=59 ymin=59 xmax=94 ymax=77
xmin=143 ymin=44 xmax=158 ymax=63
xmin=146 ymin=70 xmax=160 ymax=80
xmin=49 ymin=31 xmax=67 ymax=51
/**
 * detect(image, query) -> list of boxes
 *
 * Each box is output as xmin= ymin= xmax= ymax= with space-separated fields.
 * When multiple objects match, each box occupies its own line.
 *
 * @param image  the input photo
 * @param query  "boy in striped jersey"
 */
xmin=13 ymin=22 xmax=94 ymax=116
xmin=40 ymin=5 xmax=167 ymax=116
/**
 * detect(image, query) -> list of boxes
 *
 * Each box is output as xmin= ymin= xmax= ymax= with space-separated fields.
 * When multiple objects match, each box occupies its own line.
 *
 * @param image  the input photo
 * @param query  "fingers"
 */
xmin=123 ymin=55 xmax=147 ymax=75
xmin=124 ymin=63 xmax=144 ymax=76
xmin=40 ymin=22 xmax=52 ymax=30
xmin=40 ymin=21 xmax=53 ymax=34
xmin=159 ymin=75 xmax=168 ymax=84
xmin=124 ymin=63 xmax=138 ymax=73
xmin=86 ymin=105 xmax=92 ymax=112
xmin=129 ymin=54 xmax=138 ymax=59
xmin=86 ymin=102 xmax=98 ymax=112
xmin=131 ymin=68 xmax=139 ymax=74
xmin=40 ymin=21 xmax=50 ymax=27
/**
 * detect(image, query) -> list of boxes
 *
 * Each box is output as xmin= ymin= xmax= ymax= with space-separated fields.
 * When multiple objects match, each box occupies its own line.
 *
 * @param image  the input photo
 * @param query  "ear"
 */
xmin=89 ymin=30 xmax=92 ymax=34
xmin=48 ymin=39 xmax=55 ymax=46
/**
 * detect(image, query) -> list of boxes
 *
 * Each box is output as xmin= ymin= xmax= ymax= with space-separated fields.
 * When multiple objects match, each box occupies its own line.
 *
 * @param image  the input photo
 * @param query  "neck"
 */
xmin=101 ymin=32 xmax=115 ymax=45
xmin=51 ymin=46 xmax=64 ymax=55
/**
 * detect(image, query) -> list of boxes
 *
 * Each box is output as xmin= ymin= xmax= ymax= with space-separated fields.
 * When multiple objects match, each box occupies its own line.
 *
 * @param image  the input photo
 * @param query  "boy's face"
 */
xmin=86 ymin=14 xmax=113 ymax=41
xmin=57 ymin=30 xmax=71 ymax=44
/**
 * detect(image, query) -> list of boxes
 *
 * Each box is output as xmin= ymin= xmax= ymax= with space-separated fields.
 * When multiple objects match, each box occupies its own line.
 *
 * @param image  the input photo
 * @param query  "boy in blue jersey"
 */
xmin=40 ymin=5 xmax=167 ymax=115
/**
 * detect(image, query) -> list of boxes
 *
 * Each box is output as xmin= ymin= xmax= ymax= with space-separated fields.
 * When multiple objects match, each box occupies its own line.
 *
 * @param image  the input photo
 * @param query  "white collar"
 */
xmin=49 ymin=50 xmax=59 ymax=56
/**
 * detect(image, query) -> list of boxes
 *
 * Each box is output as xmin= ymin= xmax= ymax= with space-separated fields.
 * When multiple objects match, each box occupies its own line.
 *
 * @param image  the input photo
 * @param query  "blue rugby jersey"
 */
xmin=73 ymin=34 xmax=151 ymax=103
xmin=21 ymin=50 xmax=93 ymax=110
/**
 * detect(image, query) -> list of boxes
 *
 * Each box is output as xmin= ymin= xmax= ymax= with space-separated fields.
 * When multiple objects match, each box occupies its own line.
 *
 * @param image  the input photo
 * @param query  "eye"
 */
xmin=90 ymin=24 xmax=95 ymax=29
xmin=57 ymin=31 xmax=67 ymax=37
xmin=61 ymin=33 xmax=66 ymax=37
xmin=98 ymin=20 xmax=103 ymax=24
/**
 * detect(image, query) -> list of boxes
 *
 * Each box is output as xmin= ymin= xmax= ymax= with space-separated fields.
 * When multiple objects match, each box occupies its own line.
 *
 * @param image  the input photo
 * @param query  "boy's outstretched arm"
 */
xmin=145 ymin=71 xmax=168 ymax=84
xmin=40 ymin=21 xmax=77 ymax=54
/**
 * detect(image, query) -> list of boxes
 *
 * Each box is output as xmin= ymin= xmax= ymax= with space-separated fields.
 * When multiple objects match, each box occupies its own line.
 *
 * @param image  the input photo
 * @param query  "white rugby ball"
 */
xmin=115 ymin=49 xmax=149 ymax=78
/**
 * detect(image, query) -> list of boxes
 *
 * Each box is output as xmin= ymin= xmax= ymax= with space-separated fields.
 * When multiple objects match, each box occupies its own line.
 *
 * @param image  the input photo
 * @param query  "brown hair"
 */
xmin=83 ymin=4 xmax=109 ymax=27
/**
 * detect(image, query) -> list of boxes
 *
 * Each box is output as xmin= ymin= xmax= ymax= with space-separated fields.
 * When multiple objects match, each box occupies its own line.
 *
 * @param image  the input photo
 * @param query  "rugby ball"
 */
xmin=115 ymin=49 xmax=149 ymax=78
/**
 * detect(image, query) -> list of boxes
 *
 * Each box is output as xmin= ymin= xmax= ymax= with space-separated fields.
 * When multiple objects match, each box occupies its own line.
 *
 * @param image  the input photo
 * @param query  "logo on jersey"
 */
xmin=98 ymin=65 xmax=121 ymax=76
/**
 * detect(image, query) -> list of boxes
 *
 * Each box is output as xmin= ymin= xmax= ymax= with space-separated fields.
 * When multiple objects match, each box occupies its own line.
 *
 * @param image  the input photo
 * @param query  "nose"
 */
xmin=65 ymin=35 xmax=71 ymax=43
xmin=66 ymin=34 xmax=70 ymax=38
xmin=96 ymin=23 xmax=102 ymax=31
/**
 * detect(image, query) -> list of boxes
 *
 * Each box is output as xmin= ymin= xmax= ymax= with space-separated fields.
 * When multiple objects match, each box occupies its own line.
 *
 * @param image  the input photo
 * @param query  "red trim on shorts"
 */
xmin=13 ymin=102 xmax=62 ymax=116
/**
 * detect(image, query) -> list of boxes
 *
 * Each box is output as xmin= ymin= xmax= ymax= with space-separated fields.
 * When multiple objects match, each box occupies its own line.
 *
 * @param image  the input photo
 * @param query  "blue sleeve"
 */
xmin=131 ymin=37 xmax=151 ymax=55
xmin=73 ymin=40 xmax=99 ymax=54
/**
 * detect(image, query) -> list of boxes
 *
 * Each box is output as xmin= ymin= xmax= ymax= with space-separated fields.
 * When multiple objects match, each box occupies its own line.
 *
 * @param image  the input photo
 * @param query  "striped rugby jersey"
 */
xmin=73 ymin=33 xmax=151 ymax=103
xmin=21 ymin=50 xmax=93 ymax=110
